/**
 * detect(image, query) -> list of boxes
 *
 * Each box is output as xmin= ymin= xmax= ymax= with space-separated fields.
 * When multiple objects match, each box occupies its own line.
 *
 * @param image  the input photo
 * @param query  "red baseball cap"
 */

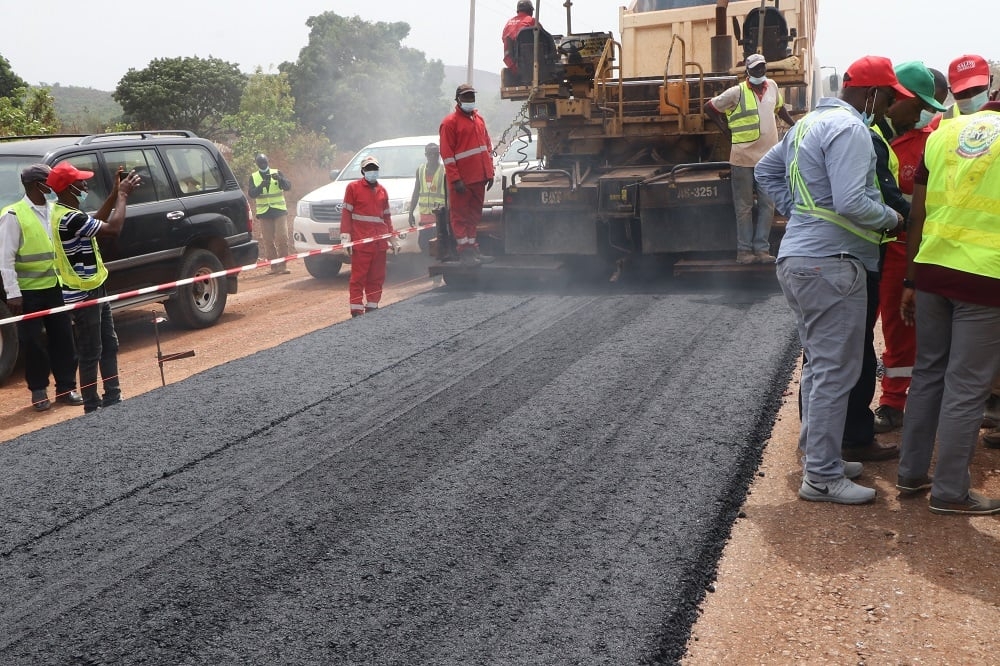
xmin=46 ymin=161 xmax=94 ymax=193
xmin=842 ymin=56 xmax=912 ymax=99
xmin=948 ymin=54 xmax=990 ymax=94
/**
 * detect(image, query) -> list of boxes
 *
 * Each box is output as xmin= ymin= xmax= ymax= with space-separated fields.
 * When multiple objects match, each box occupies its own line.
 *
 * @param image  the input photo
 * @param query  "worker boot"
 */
xmin=460 ymin=249 xmax=481 ymax=266
xmin=472 ymin=246 xmax=494 ymax=265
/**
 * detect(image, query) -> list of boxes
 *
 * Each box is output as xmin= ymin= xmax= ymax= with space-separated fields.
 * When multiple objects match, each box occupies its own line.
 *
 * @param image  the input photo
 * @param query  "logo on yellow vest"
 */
xmin=957 ymin=115 xmax=1000 ymax=159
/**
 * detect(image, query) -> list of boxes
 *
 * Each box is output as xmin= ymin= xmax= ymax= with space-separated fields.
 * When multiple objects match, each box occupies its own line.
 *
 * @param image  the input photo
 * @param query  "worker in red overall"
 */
xmin=502 ymin=0 xmax=537 ymax=78
xmin=440 ymin=84 xmax=495 ymax=265
xmin=340 ymin=156 xmax=399 ymax=317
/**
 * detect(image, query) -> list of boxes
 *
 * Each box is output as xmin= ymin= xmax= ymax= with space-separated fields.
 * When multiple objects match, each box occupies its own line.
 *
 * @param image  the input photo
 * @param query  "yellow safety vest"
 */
xmin=726 ymin=82 xmax=784 ymax=144
xmin=49 ymin=202 xmax=108 ymax=291
xmin=415 ymin=163 xmax=446 ymax=214
xmin=871 ymin=124 xmax=900 ymax=184
xmin=789 ymin=107 xmax=890 ymax=245
xmin=918 ymin=110 xmax=1000 ymax=280
xmin=727 ymin=83 xmax=762 ymax=144
xmin=0 ymin=200 xmax=58 ymax=290
xmin=251 ymin=169 xmax=287 ymax=215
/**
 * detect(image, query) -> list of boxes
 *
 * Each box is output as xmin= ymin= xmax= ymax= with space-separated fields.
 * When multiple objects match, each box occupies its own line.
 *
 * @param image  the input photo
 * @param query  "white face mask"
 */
xmin=914 ymin=108 xmax=935 ymax=130
xmin=363 ymin=170 xmax=379 ymax=184
xmin=956 ymin=90 xmax=989 ymax=115
xmin=460 ymin=102 xmax=477 ymax=113
xmin=748 ymin=74 xmax=766 ymax=85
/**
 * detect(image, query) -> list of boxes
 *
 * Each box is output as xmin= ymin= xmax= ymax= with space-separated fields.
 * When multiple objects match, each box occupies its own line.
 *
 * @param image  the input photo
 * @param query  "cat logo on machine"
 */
xmin=541 ymin=189 xmax=564 ymax=205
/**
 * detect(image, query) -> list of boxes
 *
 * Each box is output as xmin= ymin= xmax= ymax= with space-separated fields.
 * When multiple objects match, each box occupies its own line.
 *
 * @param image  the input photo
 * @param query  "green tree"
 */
xmin=0 ymin=54 xmax=28 ymax=99
xmin=281 ymin=13 xmax=446 ymax=149
xmin=0 ymin=87 xmax=57 ymax=135
xmin=113 ymin=56 xmax=246 ymax=139
xmin=222 ymin=68 xmax=332 ymax=180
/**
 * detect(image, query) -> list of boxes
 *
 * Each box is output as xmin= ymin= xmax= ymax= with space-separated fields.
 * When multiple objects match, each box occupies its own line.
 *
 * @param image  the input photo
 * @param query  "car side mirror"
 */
xmin=828 ymin=74 xmax=840 ymax=92
xmin=329 ymin=169 xmax=340 ymax=181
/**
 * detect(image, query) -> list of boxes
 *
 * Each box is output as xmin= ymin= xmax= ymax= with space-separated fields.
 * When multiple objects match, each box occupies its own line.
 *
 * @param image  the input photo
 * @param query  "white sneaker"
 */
xmin=799 ymin=476 xmax=876 ymax=504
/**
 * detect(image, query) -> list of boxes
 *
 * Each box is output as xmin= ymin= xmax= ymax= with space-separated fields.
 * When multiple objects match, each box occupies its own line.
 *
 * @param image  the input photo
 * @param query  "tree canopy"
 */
xmin=281 ymin=13 xmax=447 ymax=150
xmin=223 ymin=69 xmax=333 ymax=180
xmin=0 ymin=54 xmax=27 ymax=100
xmin=114 ymin=56 xmax=246 ymax=139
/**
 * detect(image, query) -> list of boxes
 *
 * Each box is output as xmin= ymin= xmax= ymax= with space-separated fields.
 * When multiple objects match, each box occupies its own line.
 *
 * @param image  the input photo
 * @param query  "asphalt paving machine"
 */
xmin=430 ymin=0 xmax=818 ymax=284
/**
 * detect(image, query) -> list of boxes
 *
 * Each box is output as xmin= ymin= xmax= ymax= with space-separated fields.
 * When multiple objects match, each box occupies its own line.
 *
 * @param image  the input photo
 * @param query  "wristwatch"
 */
xmin=902 ymin=278 xmax=916 ymax=289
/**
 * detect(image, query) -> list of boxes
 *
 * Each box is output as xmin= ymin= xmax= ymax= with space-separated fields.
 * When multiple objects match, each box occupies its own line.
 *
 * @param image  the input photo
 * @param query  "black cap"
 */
xmin=20 ymin=164 xmax=51 ymax=184
xmin=517 ymin=0 xmax=534 ymax=14
xmin=455 ymin=83 xmax=476 ymax=98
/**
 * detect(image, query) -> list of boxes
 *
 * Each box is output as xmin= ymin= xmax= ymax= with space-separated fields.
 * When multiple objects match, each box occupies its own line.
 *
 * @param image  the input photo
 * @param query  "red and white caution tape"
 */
xmin=0 ymin=224 xmax=432 ymax=327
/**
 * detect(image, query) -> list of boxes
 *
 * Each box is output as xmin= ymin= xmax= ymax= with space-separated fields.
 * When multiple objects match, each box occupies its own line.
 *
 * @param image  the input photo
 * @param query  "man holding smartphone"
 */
xmin=47 ymin=162 xmax=141 ymax=413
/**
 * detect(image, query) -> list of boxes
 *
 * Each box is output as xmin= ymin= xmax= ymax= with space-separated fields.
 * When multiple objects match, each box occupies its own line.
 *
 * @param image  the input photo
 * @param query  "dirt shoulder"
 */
xmin=684 ymin=361 xmax=1000 ymax=665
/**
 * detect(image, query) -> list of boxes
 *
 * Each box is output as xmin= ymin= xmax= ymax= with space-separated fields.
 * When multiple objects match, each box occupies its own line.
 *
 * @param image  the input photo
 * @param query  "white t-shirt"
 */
xmin=709 ymin=80 xmax=784 ymax=167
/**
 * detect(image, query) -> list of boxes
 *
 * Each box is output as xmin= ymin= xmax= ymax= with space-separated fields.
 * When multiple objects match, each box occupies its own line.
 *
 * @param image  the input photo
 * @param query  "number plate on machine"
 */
xmin=674 ymin=183 xmax=721 ymax=201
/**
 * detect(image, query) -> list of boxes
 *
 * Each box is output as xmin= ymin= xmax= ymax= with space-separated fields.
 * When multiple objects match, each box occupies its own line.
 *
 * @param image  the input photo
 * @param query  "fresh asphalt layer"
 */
xmin=0 ymin=281 xmax=798 ymax=665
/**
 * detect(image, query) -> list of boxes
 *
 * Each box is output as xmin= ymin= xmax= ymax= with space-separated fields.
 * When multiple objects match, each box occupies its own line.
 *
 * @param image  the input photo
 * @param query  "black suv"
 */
xmin=0 ymin=130 xmax=258 ymax=384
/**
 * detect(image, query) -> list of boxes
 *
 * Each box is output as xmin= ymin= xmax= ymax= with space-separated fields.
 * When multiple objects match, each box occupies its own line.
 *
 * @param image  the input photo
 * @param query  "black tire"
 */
xmin=164 ymin=249 xmax=228 ymax=329
xmin=0 ymin=301 xmax=18 ymax=386
xmin=304 ymin=254 xmax=344 ymax=279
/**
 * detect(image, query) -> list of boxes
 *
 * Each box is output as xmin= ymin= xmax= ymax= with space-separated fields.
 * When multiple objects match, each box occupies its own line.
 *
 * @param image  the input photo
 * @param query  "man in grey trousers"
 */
xmin=755 ymin=56 xmax=906 ymax=504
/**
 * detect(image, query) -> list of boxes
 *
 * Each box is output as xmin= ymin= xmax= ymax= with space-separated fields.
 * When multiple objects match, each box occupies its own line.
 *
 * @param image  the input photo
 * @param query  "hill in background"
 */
xmin=44 ymin=84 xmax=123 ymax=132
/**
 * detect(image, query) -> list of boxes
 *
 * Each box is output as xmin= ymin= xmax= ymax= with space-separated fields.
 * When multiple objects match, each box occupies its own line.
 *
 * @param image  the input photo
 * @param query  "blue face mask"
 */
xmin=956 ymin=90 xmax=989 ymax=115
xmin=914 ymin=108 xmax=935 ymax=130
xmin=460 ymin=102 xmax=476 ymax=113
xmin=71 ymin=184 xmax=88 ymax=201
xmin=861 ymin=90 xmax=878 ymax=127
xmin=748 ymin=74 xmax=766 ymax=85
xmin=364 ymin=170 xmax=379 ymax=184
xmin=40 ymin=184 xmax=57 ymax=203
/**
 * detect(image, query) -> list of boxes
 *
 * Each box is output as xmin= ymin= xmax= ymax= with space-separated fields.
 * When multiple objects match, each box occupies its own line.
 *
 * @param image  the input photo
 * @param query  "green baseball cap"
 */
xmin=894 ymin=61 xmax=948 ymax=112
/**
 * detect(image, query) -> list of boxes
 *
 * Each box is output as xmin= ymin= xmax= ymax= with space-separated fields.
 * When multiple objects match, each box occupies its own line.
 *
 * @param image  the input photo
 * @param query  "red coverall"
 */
xmin=440 ymin=106 xmax=494 ymax=254
xmin=341 ymin=178 xmax=393 ymax=314
xmin=879 ymin=117 xmax=939 ymax=410
xmin=502 ymin=11 xmax=536 ymax=72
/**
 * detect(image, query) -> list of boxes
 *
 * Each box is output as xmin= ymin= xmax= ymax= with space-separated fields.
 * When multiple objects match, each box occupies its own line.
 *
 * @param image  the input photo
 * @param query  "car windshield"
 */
xmin=0 ymin=155 xmax=46 ymax=209
xmin=338 ymin=145 xmax=428 ymax=181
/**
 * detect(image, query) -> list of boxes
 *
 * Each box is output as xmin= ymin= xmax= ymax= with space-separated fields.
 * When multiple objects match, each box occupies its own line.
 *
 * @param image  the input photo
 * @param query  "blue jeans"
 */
xmin=898 ymin=291 xmax=1000 ymax=501
xmin=731 ymin=164 xmax=775 ymax=254
xmin=72 ymin=288 xmax=120 ymax=411
xmin=777 ymin=256 xmax=867 ymax=481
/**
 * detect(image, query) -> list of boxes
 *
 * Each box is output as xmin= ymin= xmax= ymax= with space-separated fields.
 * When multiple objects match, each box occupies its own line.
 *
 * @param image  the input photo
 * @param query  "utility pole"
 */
xmin=466 ymin=0 xmax=476 ymax=85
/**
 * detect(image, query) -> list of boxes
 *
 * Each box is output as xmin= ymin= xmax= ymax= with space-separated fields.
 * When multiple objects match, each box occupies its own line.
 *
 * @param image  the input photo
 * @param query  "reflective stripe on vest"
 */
xmin=727 ymin=83 xmax=761 ymax=144
xmin=341 ymin=202 xmax=389 ymax=225
xmin=50 ymin=202 xmax=108 ymax=291
xmin=416 ymin=163 xmax=446 ymax=214
xmin=0 ymin=200 xmax=58 ymax=290
xmin=442 ymin=145 xmax=489 ymax=166
xmin=918 ymin=111 xmax=1000 ymax=280
xmin=251 ymin=169 xmax=287 ymax=214
xmin=789 ymin=107 xmax=889 ymax=245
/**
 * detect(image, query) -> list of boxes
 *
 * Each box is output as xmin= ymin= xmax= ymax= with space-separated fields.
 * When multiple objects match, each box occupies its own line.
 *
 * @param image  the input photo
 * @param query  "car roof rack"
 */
xmin=0 ymin=134 xmax=88 ymax=143
xmin=78 ymin=130 xmax=199 ymax=145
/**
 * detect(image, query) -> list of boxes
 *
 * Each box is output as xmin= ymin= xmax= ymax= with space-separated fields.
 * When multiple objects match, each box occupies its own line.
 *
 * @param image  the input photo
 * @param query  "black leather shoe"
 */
xmin=31 ymin=390 xmax=51 ymax=412
xmin=842 ymin=440 xmax=899 ymax=462
xmin=55 ymin=390 xmax=85 ymax=406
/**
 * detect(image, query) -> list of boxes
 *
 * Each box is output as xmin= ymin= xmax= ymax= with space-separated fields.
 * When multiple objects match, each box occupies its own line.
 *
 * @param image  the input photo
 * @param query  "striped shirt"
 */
xmin=56 ymin=208 xmax=104 ymax=304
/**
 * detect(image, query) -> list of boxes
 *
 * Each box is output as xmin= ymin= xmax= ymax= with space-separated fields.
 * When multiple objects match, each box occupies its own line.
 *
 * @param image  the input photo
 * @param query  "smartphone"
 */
xmin=117 ymin=170 xmax=129 ymax=182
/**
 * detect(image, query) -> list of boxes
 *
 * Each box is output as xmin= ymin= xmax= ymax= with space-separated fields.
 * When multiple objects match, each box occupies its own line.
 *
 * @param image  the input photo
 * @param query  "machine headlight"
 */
xmin=296 ymin=201 xmax=311 ymax=217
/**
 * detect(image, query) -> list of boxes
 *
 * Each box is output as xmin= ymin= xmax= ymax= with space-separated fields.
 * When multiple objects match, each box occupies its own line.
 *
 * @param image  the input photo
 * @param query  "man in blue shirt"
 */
xmin=755 ymin=56 xmax=906 ymax=505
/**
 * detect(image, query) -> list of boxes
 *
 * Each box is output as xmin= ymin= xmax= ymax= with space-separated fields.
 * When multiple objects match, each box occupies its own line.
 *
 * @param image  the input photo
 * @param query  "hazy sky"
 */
xmin=2 ymin=0 xmax=994 ymax=92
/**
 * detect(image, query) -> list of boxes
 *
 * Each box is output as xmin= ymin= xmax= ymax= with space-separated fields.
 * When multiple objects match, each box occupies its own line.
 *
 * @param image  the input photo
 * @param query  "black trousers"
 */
xmin=18 ymin=285 xmax=78 ymax=393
